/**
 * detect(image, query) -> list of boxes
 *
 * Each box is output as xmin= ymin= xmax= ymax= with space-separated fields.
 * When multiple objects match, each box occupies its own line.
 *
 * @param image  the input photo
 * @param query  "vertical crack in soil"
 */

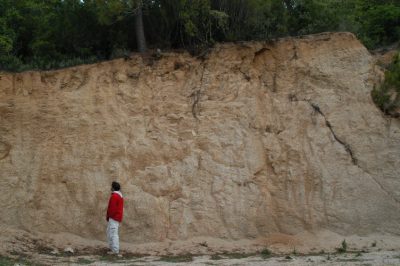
xmin=309 ymin=102 xmax=358 ymax=165
xmin=305 ymin=102 xmax=400 ymax=206
xmin=190 ymin=63 xmax=207 ymax=120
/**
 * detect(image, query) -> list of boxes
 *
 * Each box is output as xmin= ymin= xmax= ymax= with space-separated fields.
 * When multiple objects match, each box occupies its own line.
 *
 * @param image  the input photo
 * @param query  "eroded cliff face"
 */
xmin=0 ymin=32 xmax=399 ymax=245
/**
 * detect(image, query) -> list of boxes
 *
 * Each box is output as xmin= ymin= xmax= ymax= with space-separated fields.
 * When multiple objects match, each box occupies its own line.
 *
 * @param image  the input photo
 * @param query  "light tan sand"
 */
xmin=1 ymin=227 xmax=400 ymax=266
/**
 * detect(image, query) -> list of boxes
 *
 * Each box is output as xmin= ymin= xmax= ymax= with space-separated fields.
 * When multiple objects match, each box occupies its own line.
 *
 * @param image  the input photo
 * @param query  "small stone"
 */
xmin=50 ymin=248 xmax=59 ymax=255
xmin=64 ymin=247 xmax=74 ymax=254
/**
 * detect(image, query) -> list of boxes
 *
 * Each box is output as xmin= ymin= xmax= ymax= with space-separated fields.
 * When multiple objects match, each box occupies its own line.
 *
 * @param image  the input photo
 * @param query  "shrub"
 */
xmin=372 ymin=51 xmax=400 ymax=116
xmin=336 ymin=239 xmax=347 ymax=253
xmin=0 ymin=55 xmax=100 ymax=72
xmin=260 ymin=248 xmax=272 ymax=259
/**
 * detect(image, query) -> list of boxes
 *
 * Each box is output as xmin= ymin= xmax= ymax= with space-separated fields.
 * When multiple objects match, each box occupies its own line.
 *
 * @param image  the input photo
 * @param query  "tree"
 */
xmin=211 ymin=0 xmax=288 ymax=41
xmin=95 ymin=0 xmax=147 ymax=53
xmin=1 ymin=0 xmax=399 ymax=71
xmin=135 ymin=1 xmax=146 ymax=52
xmin=356 ymin=2 xmax=400 ymax=48
xmin=283 ymin=0 xmax=295 ymax=13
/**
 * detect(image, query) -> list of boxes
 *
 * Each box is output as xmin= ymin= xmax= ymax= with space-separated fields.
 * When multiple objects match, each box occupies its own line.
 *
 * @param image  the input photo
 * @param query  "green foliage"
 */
xmin=0 ymin=54 xmax=100 ymax=72
xmin=110 ymin=47 xmax=131 ymax=59
xmin=0 ymin=54 xmax=23 ymax=71
xmin=0 ymin=0 xmax=399 ymax=71
xmin=178 ymin=0 xmax=213 ymax=43
xmin=214 ymin=0 xmax=289 ymax=41
xmin=0 ymin=256 xmax=15 ymax=266
xmin=210 ymin=254 xmax=224 ymax=260
xmin=0 ymin=35 xmax=13 ymax=55
xmin=158 ymin=254 xmax=193 ymax=263
xmin=76 ymin=257 xmax=95 ymax=264
xmin=95 ymin=0 xmax=128 ymax=25
xmin=0 ymin=255 xmax=42 ymax=266
xmin=357 ymin=3 xmax=400 ymax=48
xmin=287 ymin=0 xmax=338 ymax=35
xmin=372 ymin=51 xmax=400 ymax=115
xmin=260 ymin=248 xmax=272 ymax=258
xmin=336 ymin=239 xmax=348 ymax=253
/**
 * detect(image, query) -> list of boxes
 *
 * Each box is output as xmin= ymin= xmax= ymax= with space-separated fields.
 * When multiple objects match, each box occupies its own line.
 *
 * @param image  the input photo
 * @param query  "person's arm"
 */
xmin=117 ymin=197 xmax=123 ymax=221
xmin=106 ymin=195 xmax=116 ymax=221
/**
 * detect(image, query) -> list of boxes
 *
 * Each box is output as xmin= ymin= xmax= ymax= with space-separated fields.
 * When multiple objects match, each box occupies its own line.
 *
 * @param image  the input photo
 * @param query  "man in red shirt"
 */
xmin=106 ymin=181 xmax=124 ymax=255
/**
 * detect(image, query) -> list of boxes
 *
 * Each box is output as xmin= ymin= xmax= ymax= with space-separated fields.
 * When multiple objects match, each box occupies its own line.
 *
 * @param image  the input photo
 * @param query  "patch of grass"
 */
xmin=292 ymin=247 xmax=297 ymax=255
xmin=35 ymin=245 xmax=76 ymax=258
xmin=99 ymin=254 xmax=121 ymax=262
xmin=97 ymin=250 xmax=146 ymax=262
xmin=260 ymin=248 xmax=272 ymax=259
xmin=76 ymin=257 xmax=95 ymax=264
xmin=0 ymin=255 xmax=44 ymax=266
xmin=336 ymin=239 xmax=348 ymax=253
xmin=158 ymin=254 xmax=193 ymax=263
xmin=209 ymin=252 xmax=256 ymax=260
xmin=211 ymin=249 xmax=274 ymax=260
xmin=81 ymin=247 xmax=109 ymax=257
xmin=336 ymin=258 xmax=363 ymax=262
xmin=121 ymin=252 xmax=147 ymax=260
xmin=210 ymin=254 xmax=224 ymax=260
xmin=372 ymin=51 xmax=400 ymax=116
xmin=0 ymin=256 xmax=15 ymax=266
xmin=9 ymin=252 xmax=25 ymax=259
xmin=36 ymin=245 xmax=53 ymax=255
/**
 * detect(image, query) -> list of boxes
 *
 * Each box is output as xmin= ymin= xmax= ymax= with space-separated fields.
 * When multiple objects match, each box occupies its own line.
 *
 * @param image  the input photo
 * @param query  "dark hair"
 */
xmin=111 ymin=181 xmax=121 ymax=191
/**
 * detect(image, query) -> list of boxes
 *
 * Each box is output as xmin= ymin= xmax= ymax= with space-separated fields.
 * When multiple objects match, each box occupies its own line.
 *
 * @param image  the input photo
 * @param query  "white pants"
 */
xmin=106 ymin=218 xmax=120 ymax=253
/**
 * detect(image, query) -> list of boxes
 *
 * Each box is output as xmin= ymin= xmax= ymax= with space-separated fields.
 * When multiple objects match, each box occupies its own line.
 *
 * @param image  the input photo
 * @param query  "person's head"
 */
xmin=111 ymin=181 xmax=121 ymax=192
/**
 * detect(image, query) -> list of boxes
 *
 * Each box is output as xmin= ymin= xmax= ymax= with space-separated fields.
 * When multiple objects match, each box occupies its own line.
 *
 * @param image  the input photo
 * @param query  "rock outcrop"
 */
xmin=0 ymin=32 xmax=399 ymax=247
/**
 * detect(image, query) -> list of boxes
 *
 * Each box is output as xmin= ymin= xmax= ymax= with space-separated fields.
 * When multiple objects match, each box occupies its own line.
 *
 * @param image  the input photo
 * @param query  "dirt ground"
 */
xmin=2 ymin=250 xmax=400 ymax=266
xmin=1 ymin=227 xmax=400 ymax=266
xmin=71 ymin=251 xmax=400 ymax=266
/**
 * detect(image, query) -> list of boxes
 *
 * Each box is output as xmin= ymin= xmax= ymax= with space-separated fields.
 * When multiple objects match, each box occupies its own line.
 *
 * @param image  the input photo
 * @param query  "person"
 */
xmin=106 ymin=181 xmax=124 ymax=255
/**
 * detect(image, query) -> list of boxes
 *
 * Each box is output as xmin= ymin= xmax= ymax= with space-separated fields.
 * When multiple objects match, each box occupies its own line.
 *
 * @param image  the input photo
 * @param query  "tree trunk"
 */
xmin=135 ymin=3 xmax=147 ymax=53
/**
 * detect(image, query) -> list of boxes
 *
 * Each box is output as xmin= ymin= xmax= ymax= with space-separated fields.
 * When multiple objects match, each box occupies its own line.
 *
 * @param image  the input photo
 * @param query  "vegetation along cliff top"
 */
xmin=0 ymin=0 xmax=399 ymax=72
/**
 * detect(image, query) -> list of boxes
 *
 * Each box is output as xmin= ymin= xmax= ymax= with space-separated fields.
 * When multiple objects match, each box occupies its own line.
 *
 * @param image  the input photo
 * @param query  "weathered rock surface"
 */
xmin=0 ymin=32 xmax=399 ymax=247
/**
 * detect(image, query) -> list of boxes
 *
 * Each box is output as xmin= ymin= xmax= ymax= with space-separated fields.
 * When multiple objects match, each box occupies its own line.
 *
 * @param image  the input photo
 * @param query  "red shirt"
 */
xmin=106 ymin=191 xmax=124 ymax=222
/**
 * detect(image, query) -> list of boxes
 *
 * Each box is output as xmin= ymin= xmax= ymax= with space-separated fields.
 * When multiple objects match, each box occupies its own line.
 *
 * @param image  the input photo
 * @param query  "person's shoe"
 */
xmin=116 ymin=253 xmax=123 ymax=258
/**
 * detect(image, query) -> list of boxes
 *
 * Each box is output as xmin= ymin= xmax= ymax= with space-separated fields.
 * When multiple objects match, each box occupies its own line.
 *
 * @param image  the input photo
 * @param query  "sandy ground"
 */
xmin=74 ymin=251 xmax=400 ymax=266
xmin=3 ymin=250 xmax=400 ymax=266
xmin=1 ymin=227 xmax=400 ymax=265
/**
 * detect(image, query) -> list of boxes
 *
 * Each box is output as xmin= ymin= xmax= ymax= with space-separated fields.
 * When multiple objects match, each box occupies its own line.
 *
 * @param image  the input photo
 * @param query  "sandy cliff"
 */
xmin=0 ymin=32 xmax=399 ymax=251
